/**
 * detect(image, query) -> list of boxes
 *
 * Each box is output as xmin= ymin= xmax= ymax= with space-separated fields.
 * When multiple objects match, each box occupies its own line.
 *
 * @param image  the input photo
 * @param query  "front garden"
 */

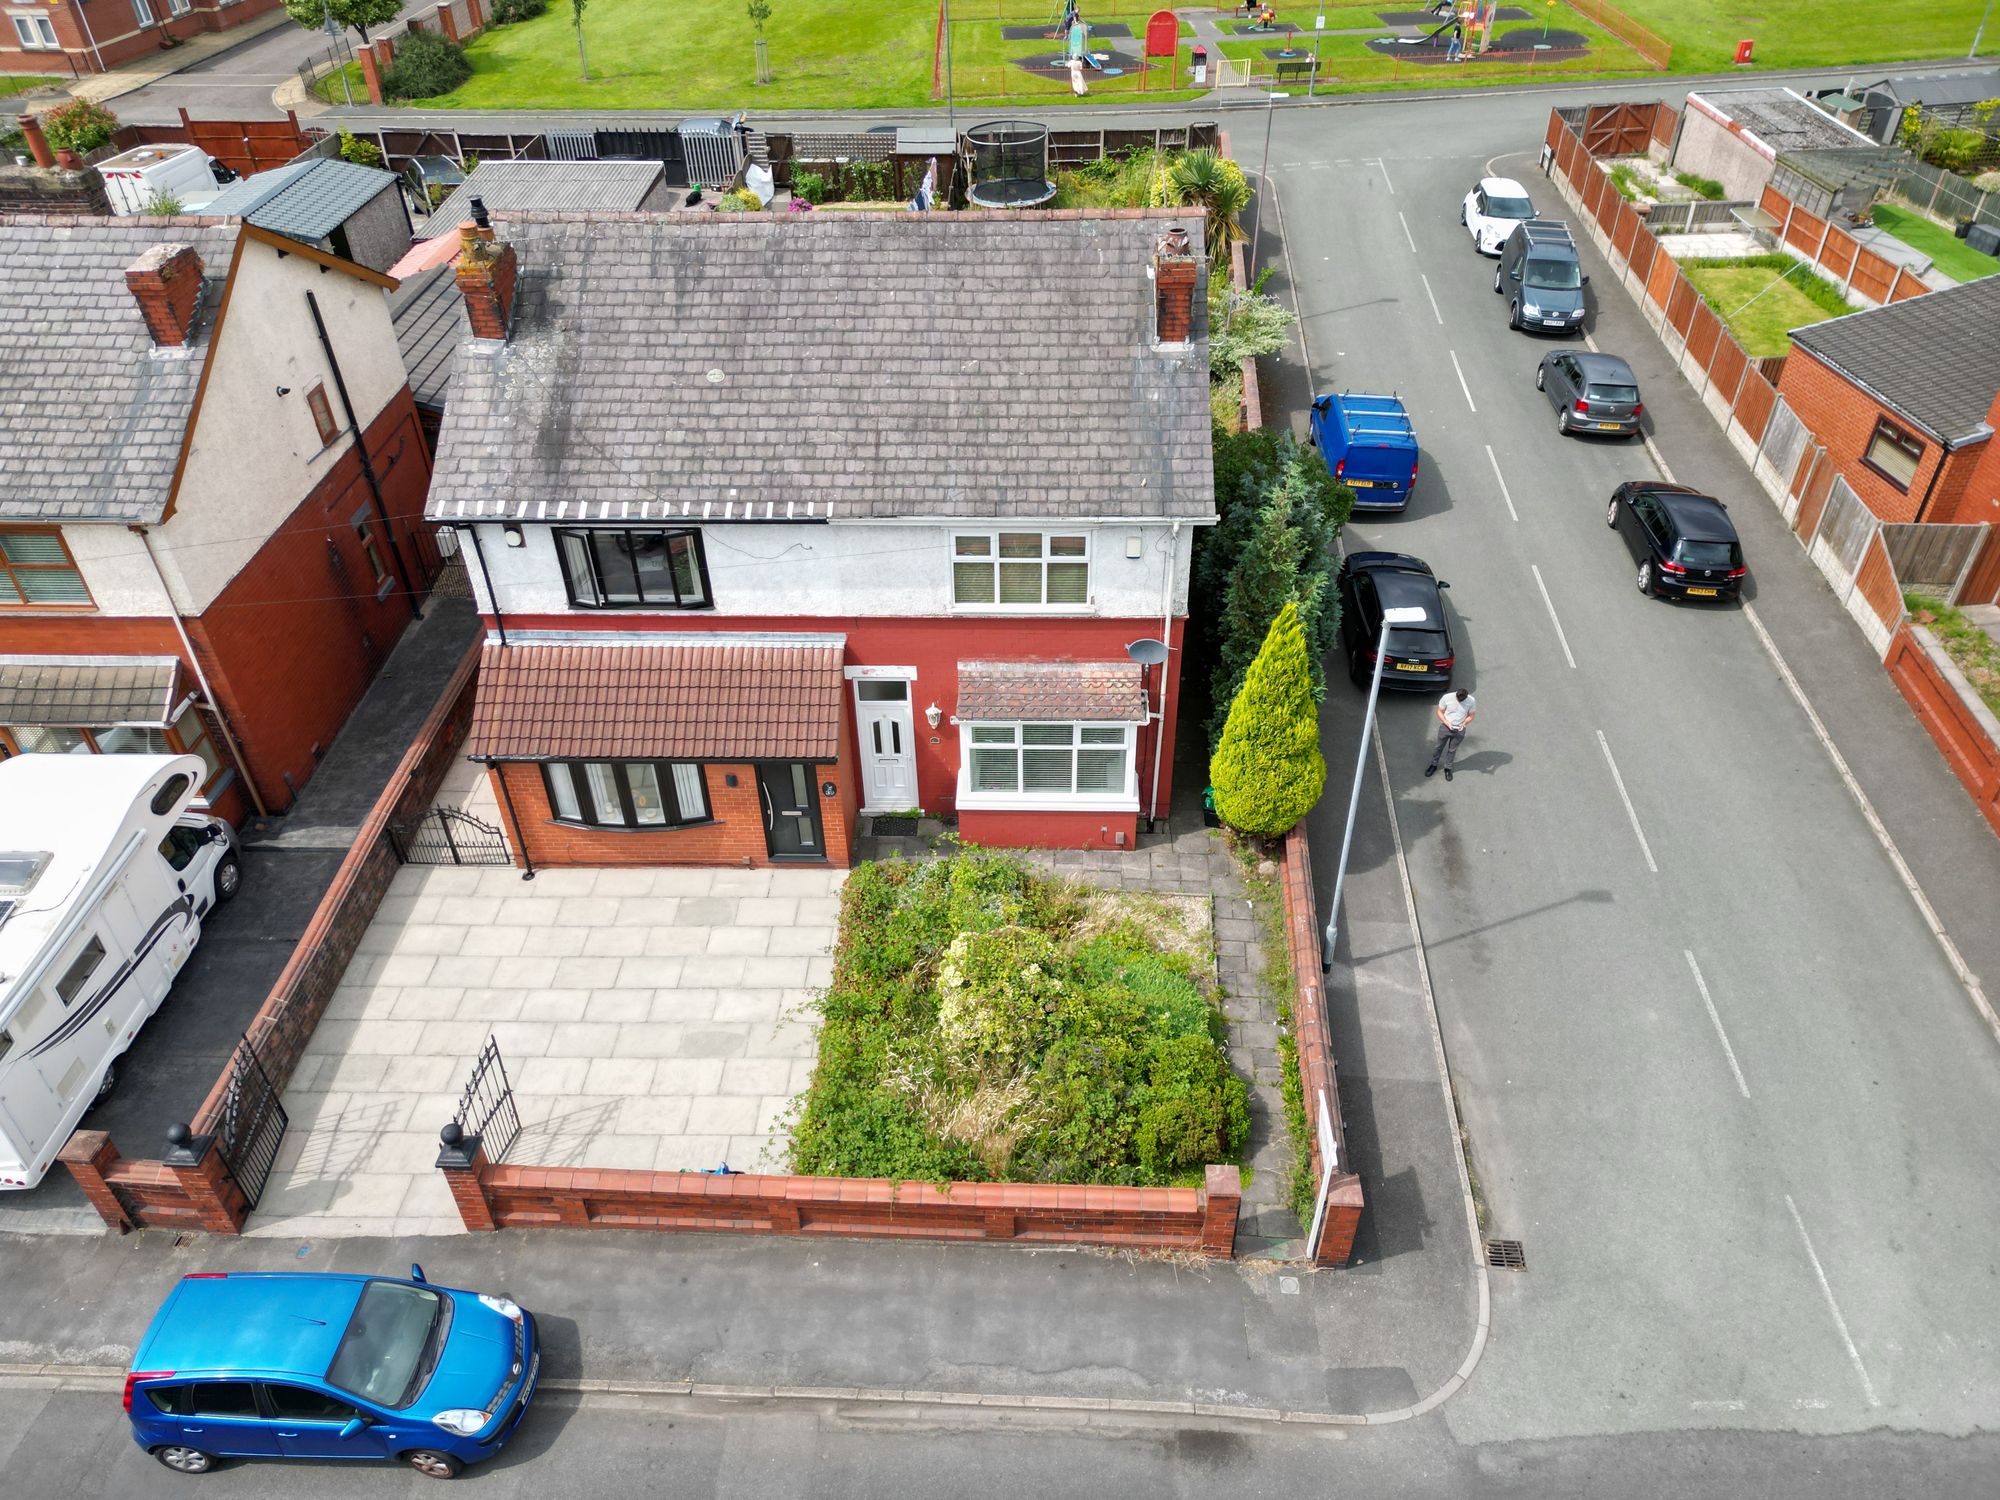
xmin=1679 ymin=254 xmax=1853 ymax=357
xmin=788 ymin=851 xmax=1248 ymax=1187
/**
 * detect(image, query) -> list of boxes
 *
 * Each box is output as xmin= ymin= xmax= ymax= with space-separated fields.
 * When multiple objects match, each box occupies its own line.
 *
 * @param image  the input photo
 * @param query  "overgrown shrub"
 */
xmin=791 ymin=167 xmax=828 ymax=204
xmin=1674 ymin=168 xmax=1725 ymax=200
xmin=338 ymin=130 xmax=384 ymax=167
xmin=42 ymin=98 xmax=118 ymax=157
xmin=714 ymin=186 xmax=762 ymax=212
xmin=488 ymin=0 xmax=547 ymax=21
xmin=381 ymin=30 xmax=472 ymax=102
xmin=789 ymin=854 xmax=1247 ymax=1188
xmin=1208 ymin=281 xmax=1296 ymax=376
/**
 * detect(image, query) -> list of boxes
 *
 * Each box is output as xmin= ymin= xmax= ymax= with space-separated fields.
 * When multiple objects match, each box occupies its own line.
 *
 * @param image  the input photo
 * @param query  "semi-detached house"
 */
xmin=426 ymin=207 xmax=1216 ymax=867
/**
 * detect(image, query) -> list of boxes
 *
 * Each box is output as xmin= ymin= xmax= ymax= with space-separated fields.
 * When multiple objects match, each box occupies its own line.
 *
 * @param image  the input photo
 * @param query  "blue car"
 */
xmin=125 ymin=1267 xmax=539 ymax=1479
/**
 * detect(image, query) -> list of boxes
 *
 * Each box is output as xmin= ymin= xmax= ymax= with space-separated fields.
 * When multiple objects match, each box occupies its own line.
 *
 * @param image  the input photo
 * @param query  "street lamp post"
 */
xmin=1249 ymin=90 xmax=1289 ymax=277
xmin=1322 ymin=606 xmax=1429 ymax=972
xmin=321 ymin=0 xmax=354 ymax=108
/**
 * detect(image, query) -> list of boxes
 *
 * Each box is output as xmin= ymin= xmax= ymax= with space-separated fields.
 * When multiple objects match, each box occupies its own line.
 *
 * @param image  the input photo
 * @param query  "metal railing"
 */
xmin=450 ymin=1037 xmax=521 ymax=1165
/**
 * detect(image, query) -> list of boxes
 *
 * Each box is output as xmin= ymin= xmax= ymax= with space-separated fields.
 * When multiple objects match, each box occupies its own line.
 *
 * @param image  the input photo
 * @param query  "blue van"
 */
xmin=1309 ymin=393 xmax=1420 ymax=512
xmin=125 ymin=1268 xmax=538 ymax=1479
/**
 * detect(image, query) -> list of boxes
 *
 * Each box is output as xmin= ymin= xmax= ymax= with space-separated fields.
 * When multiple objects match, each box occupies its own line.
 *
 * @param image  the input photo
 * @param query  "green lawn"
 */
xmin=1870 ymin=202 xmax=2000 ymax=284
xmin=0 ymin=75 xmax=57 ymax=98
xmin=1632 ymin=0 xmax=1997 ymax=70
xmin=1682 ymin=260 xmax=1851 ymax=356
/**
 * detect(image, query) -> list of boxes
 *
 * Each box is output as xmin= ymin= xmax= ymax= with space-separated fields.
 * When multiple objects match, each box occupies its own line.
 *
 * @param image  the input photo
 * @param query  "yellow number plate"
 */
xmin=1394 ymin=661 xmax=1428 ymax=672
xmin=1347 ymin=478 xmax=1375 ymax=487
xmin=1686 ymin=587 xmax=1718 ymax=597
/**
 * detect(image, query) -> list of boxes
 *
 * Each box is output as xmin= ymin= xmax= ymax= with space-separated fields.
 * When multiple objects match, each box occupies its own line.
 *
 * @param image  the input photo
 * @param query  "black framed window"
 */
xmin=555 ymin=528 xmax=711 ymax=609
xmin=541 ymin=760 xmax=710 ymax=829
xmin=1862 ymin=418 xmax=1924 ymax=492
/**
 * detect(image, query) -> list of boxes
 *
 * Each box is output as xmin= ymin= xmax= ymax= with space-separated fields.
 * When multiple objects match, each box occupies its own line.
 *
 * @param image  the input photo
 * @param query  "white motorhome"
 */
xmin=94 ymin=144 xmax=228 ymax=217
xmin=0 ymin=754 xmax=241 ymax=1190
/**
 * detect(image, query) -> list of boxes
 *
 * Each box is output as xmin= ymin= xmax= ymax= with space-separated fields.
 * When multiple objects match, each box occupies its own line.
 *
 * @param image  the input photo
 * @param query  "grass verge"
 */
xmin=1906 ymin=594 xmax=2000 ymax=718
xmin=0 ymin=75 xmax=57 ymax=99
xmin=1680 ymin=254 xmax=1853 ymax=356
xmin=1870 ymin=203 xmax=2000 ymax=284
xmin=1228 ymin=833 xmax=1317 ymax=1234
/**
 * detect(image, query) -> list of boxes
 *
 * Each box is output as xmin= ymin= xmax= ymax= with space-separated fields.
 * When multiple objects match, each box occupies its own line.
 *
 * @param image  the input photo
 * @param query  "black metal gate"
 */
xmin=390 ymin=806 xmax=513 ymax=866
xmin=452 ymin=1037 xmax=521 ymax=1164
xmin=215 ymin=1035 xmax=287 ymax=1210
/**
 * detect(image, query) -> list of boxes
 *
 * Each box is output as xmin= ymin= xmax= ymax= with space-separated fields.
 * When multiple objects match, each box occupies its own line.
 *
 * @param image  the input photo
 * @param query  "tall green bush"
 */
xmin=1210 ymin=602 xmax=1326 ymax=837
xmin=381 ymin=29 xmax=471 ymax=101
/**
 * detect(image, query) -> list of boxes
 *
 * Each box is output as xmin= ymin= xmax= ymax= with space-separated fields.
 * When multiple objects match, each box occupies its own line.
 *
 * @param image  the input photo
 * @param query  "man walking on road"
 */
xmin=1426 ymin=688 xmax=1476 ymax=781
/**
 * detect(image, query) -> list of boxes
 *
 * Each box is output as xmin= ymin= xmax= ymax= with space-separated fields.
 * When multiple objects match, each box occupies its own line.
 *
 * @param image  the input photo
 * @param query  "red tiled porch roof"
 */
xmin=468 ymin=636 xmax=846 ymax=762
xmin=955 ymin=660 xmax=1147 ymax=722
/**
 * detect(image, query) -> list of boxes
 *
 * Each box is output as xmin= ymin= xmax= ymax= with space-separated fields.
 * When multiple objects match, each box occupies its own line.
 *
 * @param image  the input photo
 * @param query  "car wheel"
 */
xmin=1557 ymin=408 xmax=1571 ymax=434
xmin=93 ymin=1063 xmax=116 ymax=1105
xmin=404 ymin=1450 xmax=463 ymax=1480
xmin=214 ymin=854 xmax=241 ymax=902
xmin=1534 ymin=364 xmax=1545 ymax=390
xmin=1509 ymin=300 xmax=1522 ymax=330
xmin=1493 ymin=269 xmax=1503 ymax=294
xmin=154 ymin=1446 xmax=215 ymax=1475
xmin=1637 ymin=560 xmax=1655 ymax=597
xmin=1459 ymin=202 xmax=1467 ymax=224
xmin=1605 ymin=499 xmax=1619 ymax=528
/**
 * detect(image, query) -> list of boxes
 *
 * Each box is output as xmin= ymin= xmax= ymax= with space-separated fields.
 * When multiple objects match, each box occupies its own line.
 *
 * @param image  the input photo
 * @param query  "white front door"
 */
xmin=855 ymin=678 xmax=918 ymax=812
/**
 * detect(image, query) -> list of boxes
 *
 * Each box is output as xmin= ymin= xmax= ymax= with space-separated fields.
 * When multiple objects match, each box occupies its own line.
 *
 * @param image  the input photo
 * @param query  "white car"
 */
xmin=1461 ymin=176 xmax=1537 ymax=256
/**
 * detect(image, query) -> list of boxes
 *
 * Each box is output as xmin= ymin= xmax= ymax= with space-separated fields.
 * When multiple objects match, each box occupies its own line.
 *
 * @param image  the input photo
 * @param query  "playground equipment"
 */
xmin=1142 ymin=8 xmax=1179 ymax=88
xmin=963 ymin=120 xmax=1056 ymax=208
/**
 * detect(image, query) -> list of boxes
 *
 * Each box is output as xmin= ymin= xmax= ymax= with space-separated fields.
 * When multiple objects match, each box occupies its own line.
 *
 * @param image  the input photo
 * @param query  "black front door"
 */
xmin=757 ymin=763 xmax=826 ymax=861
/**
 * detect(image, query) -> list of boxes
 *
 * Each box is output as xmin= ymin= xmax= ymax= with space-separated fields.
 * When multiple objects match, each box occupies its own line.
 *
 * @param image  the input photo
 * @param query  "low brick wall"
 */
xmin=441 ymin=1148 xmax=1243 ymax=1256
xmin=1886 ymin=624 xmax=2000 ymax=839
xmin=1279 ymin=828 xmax=1364 ymax=1267
xmin=62 ymin=643 xmax=483 ymax=1234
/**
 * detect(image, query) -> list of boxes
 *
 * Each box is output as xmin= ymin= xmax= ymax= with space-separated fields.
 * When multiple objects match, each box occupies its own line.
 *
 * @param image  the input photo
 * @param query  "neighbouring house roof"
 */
xmin=0 ymin=655 xmax=184 ymax=727
xmin=1688 ymin=88 xmax=1877 ymax=154
xmin=201 ymin=159 xmax=397 ymax=245
xmin=0 ymin=218 xmax=239 ymax=525
xmin=425 ymin=209 xmax=1217 ymax=526
xmin=467 ymin=634 xmax=847 ymax=762
xmin=1862 ymin=69 xmax=2000 ymax=109
xmin=418 ymin=160 xmax=668 ymax=239
xmin=955 ymin=660 xmax=1147 ymax=722
xmin=1788 ymin=276 xmax=2000 ymax=445
xmin=390 ymin=264 xmax=466 ymax=410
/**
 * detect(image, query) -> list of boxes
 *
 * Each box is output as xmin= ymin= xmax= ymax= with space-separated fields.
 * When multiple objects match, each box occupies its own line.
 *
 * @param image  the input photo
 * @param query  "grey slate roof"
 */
xmin=0 ymin=655 xmax=183 ymax=726
xmin=389 ymin=264 xmax=466 ymax=410
xmin=201 ymin=159 xmax=396 ymax=244
xmin=419 ymin=160 xmax=667 ymax=239
xmin=1788 ymin=275 xmax=2000 ymax=444
xmin=426 ymin=209 xmax=1215 ymax=525
xmin=1691 ymin=88 xmax=1875 ymax=151
xmin=0 ymin=217 xmax=238 ymax=525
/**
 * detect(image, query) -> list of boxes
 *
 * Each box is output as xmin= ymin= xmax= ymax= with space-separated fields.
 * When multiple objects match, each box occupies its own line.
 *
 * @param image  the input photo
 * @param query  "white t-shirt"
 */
xmin=1438 ymin=692 xmax=1476 ymax=731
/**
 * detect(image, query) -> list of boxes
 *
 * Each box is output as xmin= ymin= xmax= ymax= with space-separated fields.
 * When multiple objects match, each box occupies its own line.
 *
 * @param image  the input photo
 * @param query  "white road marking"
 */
xmin=1448 ymin=350 xmax=1477 ymax=413
xmin=1684 ymin=950 xmax=1751 ymax=1099
xmin=1529 ymin=566 xmax=1576 ymax=669
xmin=1744 ymin=604 xmax=1999 ymax=1046
xmin=1583 ymin=330 xmax=1677 ymax=481
xmin=1376 ymin=157 xmax=1396 ymax=194
xmin=1484 ymin=444 xmax=1519 ymax=523
xmin=1595 ymin=730 xmax=1658 ymax=873
xmin=1785 ymin=1194 xmax=1881 ymax=1408
xmin=1420 ymin=273 xmax=1443 ymax=325
xmin=1398 ymin=210 xmax=1418 ymax=255
xmin=1689 ymin=1399 xmax=1747 ymax=1412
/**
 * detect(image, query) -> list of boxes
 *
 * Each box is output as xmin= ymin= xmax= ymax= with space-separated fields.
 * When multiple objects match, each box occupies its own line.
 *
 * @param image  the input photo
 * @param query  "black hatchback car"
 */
xmin=1337 ymin=552 xmax=1456 ymax=687
xmin=1605 ymin=482 xmax=1746 ymax=601
xmin=1538 ymin=350 xmax=1644 ymax=438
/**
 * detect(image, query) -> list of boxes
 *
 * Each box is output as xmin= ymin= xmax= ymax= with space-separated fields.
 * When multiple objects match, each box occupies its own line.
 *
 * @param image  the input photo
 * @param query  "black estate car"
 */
xmin=1605 ymin=482 xmax=1746 ymax=601
xmin=1338 ymin=552 xmax=1455 ymax=687
xmin=1538 ymin=350 xmax=1644 ymax=438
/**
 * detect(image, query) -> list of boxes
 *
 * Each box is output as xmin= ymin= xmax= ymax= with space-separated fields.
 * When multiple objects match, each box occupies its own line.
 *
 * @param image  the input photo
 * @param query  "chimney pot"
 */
xmin=16 ymin=113 xmax=54 ymax=170
xmin=125 ymin=243 xmax=207 ymax=347
xmin=470 ymin=194 xmax=490 ymax=229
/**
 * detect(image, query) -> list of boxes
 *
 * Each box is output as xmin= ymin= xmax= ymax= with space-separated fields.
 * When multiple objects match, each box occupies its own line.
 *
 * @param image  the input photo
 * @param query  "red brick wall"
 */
xmin=1777 ymin=347 xmax=1964 ymax=524
xmin=1885 ymin=623 xmax=2000 ymax=838
xmin=492 ymin=749 xmax=858 ymax=869
xmin=1 ymin=0 xmax=284 ymax=74
xmin=960 ymin=808 xmax=1139 ymax=851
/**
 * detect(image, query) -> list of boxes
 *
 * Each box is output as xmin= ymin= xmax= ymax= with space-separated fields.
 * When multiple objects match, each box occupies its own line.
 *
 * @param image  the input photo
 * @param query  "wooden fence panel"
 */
xmin=1733 ymin=367 xmax=1777 ymax=443
xmin=1645 ymin=245 xmax=1678 ymax=307
xmin=1795 ymin=451 xmax=1836 ymax=539
xmin=1883 ymin=524 xmax=1989 ymax=591
xmin=1847 ymin=245 xmax=1896 ymax=304
xmin=1818 ymin=230 xmax=1858 ymax=284
xmin=1685 ymin=299 xmax=1723 ymax=373
xmin=1627 ymin=217 xmax=1657 ymax=284
xmin=1785 ymin=204 xmax=1827 ymax=258
xmin=1665 ymin=274 xmax=1699 ymax=338
xmin=1707 ymin=333 xmax=1748 ymax=403
xmin=1612 ymin=198 xmax=1641 ymax=260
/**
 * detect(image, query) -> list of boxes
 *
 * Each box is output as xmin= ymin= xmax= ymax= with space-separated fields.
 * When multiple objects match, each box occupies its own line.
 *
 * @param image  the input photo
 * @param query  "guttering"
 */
xmin=463 ymin=523 xmax=506 ymax=647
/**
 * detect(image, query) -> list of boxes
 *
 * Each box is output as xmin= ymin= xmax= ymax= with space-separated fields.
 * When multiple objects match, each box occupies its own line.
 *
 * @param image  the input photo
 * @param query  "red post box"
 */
xmin=1734 ymin=38 xmax=1754 ymax=64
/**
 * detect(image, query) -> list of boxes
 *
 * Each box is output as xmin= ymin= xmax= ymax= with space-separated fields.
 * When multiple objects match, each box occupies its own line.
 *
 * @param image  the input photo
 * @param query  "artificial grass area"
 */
xmin=1212 ymin=3 xmax=1653 ymax=86
xmin=1906 ymin=595 xmax=2000 ymax=719
xmin=1681 ymin=256 xmax=1852 ymax=357
xmin=1870 ymin=203 xmax=2000 ymax=285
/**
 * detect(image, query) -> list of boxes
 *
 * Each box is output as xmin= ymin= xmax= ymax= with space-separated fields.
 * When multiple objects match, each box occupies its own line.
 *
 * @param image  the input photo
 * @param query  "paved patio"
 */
xmin=248 ymin=832 xmax=842 ymax=1238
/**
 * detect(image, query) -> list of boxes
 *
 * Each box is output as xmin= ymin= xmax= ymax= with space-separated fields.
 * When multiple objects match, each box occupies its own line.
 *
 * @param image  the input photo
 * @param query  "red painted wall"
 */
xmin=960 ymin=807 xmax=1139 ymax=851
xmin=495 ymin=612 xmax=1188 ymax=824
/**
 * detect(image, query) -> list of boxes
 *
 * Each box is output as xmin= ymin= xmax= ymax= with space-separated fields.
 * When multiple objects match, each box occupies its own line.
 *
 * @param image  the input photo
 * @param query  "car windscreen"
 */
xmin=1387 ymin=626 xmax=1446 ymax=655
xmin=326 ymin=1282 xmax=451 ymax=1409
xmin=1676 ymin=539 xmax=1739 ymax=569
xmin=1489 ymin=195 xmax=1534 ymax=219
xmin=1524 ymin=256 xmax=1582 ymax=290
xmin=1586 ymin=384 xmax=1640 ymax=404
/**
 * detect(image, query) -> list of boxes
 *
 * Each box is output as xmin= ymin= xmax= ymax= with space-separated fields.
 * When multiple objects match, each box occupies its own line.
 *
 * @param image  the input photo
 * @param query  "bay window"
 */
xmin=963 ymin=722 xmax=1134 ymax=802
xmin=541 ymin=760 xmax=709 ymax=829
xmin=0 ymin=705 xmax=224 ymax=792
xmin=952 ymin=532 xmax=1089 ymax=608
xmin=555 ymin=528 xmax=710 ymax=609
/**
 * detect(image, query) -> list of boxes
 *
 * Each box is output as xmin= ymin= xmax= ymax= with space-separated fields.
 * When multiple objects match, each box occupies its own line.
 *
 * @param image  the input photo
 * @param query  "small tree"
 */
xmin=1210 ymin=602 xmax=1325 ymax=838
xmin=572 ymin=0 xmax=589 ymax=80
xmin=1160 ymin=147 xmax=1251 ymax=261
xmin=380 ymin=30 xmax=471 ymax=102
xmin=42 ymin=98 xmax=119 ymax=157
xmin=747 ymin=0 xmax=771 ymax=33
xmin=282 ymin=0 xmax=403 ymax=45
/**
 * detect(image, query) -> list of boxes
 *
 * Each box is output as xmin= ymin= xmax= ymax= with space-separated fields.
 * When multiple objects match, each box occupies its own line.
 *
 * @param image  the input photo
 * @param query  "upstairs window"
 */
xmin=0 ymin=529 xmax=92 ymax=608
xmin=307 ymin=384 xmax=340 ymax=446
xmin=555 ymin=528 xmax=711 ymax=609
xmin=952 ymin=533 xmax=1089 ymax=608
xmin=1863 ymin=418 xmax=1923 ymax=491
xmin=12 ymin=14 xmax=60 ymax=47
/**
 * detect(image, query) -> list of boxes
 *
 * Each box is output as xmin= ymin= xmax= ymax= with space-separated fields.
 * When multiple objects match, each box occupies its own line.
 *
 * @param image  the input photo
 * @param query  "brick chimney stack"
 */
xmin=125 ymin=244 xmax=207 ymax=347
xmin=1152 ymin=223 xmax=1201 ymax=348
xmin=455 ymin=220 xmax=518 ymax=341
xmin=16 ymin=113 xmax=54 ymax=169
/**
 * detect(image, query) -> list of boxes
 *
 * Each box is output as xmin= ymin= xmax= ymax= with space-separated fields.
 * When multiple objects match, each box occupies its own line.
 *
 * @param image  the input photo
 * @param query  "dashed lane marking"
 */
xmin=1530 ymin=565 xmax=1576 ymax=669
xmin=1398 ymin=210 xmax=1418 ymax=255
xmin=1785 ymin=1194 xmax=1881 ymax=1408
xmin=1685 ymin=950 xmax=1751 ymax=1099
xmin=1595 ymin=729 xmax=1658 ymax=874
xmin=1484 ymin=443 xmax=1519 ymax=523
xmin=1420 ymin=273 xmax=1443 ymax=325
xmin=1448 ymin=350 xmax=1477 ymax=412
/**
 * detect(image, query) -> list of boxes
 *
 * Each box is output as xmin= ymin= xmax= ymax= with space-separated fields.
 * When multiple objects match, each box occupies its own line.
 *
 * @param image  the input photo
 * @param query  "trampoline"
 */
xmin=964 ymin=120 xmax=1057 ymax=208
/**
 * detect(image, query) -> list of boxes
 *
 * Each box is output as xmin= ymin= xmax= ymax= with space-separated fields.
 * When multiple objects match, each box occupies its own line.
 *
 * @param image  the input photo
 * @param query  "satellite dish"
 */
xmin=1125 ymin=638 xmax=1170 ymax=666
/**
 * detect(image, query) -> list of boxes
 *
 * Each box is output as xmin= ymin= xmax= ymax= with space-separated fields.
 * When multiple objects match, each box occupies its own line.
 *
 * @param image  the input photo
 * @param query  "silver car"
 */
xmin=1536 ymin=350 xmax=1644 ymax=438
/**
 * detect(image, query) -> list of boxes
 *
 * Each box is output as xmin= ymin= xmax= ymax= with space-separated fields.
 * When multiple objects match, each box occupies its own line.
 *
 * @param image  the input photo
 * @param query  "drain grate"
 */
xmin=1484 ymin=1238 xmax=1526 ymax=1271
xmin=172 ymin=1234 xmax=195 ymax=1248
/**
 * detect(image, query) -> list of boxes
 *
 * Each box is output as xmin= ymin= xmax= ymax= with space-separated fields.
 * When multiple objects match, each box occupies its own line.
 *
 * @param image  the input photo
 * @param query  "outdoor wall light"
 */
xmin=501 ymin=523 xmax=525 ymax=548
xmin=925 ymin=702 xmax=942 ymax=728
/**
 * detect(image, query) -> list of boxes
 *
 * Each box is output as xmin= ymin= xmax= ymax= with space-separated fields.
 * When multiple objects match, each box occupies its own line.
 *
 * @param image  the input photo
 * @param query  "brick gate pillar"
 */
xmin=1200 ymin=1164 xmax=1242 ymax=1258
xmin=437 ymin=1125 xmax=497 ymax=1231
xmin=57 ymin=1131 xmax=133 ymax=1232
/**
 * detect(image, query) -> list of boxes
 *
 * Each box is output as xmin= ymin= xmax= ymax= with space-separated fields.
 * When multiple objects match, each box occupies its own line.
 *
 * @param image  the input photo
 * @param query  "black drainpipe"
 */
xmin=464 ymin=523 xmax=507 ymax=646
xmin=1911 ymin=440 xmax=1953 ymax=524
xmin=305 ymin=289 xmax=423 ymax=622
xmin=487 ymin=758 xmax=536 ymax=880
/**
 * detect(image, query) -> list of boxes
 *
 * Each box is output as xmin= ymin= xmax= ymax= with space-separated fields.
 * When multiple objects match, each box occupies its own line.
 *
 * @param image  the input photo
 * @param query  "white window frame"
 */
xmin=956 ymin=720 xmax=1138 ymax=812
xmin=130 ymin=0 xmax=156 ymax=27
xmin=166 ymin=0 xmax=192 ymax=14
xmin=950 ymin=531 xmax=1092 ymax=612
xmin=11 ymin=14 xmax=60 ymax=49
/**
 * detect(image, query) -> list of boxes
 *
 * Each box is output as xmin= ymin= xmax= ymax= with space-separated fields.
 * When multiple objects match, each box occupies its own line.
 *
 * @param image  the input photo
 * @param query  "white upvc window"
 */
xmin=951 ymin=531 xmax=1090 ymax=609
xmin=130 ymin=0 xmax=155 ymax=26
xmin=12 ymin=14 xmax=60 ymax=48
xmin=957 ymin=721 xmax=1137 ymax=809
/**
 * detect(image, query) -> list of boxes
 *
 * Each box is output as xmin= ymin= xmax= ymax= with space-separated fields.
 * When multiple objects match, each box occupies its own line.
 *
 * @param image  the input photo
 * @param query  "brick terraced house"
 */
xmin=426 ymin=208 xmax=1216 ymax=867
xmin=0 ymin=217 xmax=441 ymax=821
xmin=1 ymin=0 xmax=285 ymax=77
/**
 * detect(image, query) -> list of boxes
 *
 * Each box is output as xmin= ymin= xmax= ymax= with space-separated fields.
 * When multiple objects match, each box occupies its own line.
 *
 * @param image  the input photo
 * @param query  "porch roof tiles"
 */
xmin=955 ymin=660 xmax=1147 ymax=722
xmin=467 ymin=634 xmax=847 ymax=762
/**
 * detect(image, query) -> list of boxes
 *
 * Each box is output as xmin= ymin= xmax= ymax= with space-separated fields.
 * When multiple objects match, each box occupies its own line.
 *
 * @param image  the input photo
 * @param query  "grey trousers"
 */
xmin=1429 ymin=726 xmax=1466 ymax=770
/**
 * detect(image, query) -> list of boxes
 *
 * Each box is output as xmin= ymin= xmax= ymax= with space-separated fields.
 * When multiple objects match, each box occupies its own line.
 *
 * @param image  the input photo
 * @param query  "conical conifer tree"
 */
xmin=1209 ymin=601 xmax=1326 ymax=836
